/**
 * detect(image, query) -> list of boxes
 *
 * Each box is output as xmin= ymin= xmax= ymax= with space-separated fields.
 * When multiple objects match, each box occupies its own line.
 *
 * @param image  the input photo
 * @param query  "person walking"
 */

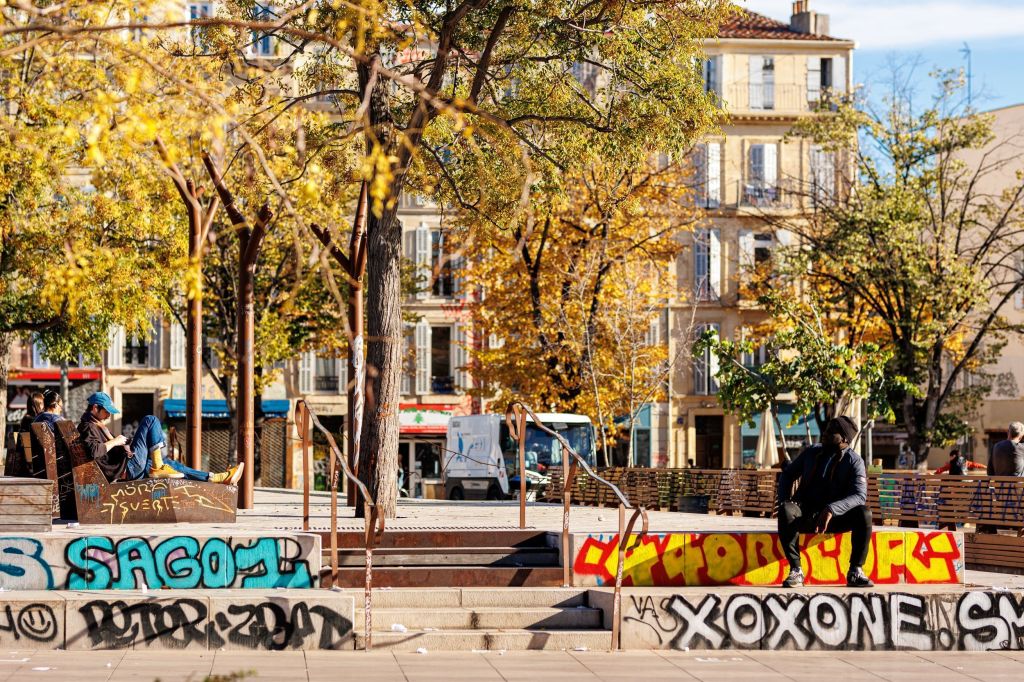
xmin=776 ymin=415 xmax=874 ymax=588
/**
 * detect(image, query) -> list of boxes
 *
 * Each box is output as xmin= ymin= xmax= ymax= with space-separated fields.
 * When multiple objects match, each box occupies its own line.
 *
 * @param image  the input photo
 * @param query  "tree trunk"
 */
xmin=236 ymin=258 xmax=256 ymax=508
xmin=0 ymin=333 xmax=11 ymax=464
xmin=360 ymin=209 xmax=402 ymax=518
xmin=59 ymin=362 xmax=69 ymax=404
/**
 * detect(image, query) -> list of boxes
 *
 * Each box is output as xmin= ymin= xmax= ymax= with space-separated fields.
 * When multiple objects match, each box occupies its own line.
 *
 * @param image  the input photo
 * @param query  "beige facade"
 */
xmin=932 ymin=103 xmax=1024 ymax=468
xmin=663 ymin=7 xmax=855 ymax=469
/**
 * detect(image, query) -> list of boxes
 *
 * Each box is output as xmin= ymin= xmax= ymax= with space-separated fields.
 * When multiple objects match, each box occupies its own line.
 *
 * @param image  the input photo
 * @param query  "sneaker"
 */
xmin=782 ymin=569 xmax=804 ymax=588
xmin=847 ymin=568 xmax=874 ymax=588
xmin=214 ymin=463 xmax=244 ymax=486
xmin=148 ymin=463 xmax=185 ymax=479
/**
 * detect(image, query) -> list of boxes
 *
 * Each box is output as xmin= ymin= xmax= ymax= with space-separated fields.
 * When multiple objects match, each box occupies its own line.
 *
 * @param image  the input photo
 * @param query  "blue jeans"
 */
xmin=125 ymin=415 xmax=209 ymax=481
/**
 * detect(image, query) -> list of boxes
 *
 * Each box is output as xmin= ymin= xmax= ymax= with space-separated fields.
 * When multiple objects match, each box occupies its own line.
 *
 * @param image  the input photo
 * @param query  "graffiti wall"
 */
xmin=0 ymin=593 xmax=353 ymax=650
xmin=571 ymin=530 xmax=963 ymax=586
xmin=595 ymin=589 xmax=1024 ymax=651
xmin=0 ymin=532 xmax=320 ymax=590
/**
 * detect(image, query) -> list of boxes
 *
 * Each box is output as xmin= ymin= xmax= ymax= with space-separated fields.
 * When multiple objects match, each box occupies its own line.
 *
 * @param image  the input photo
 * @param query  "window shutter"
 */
xmin=708 ymin=229 xmax=722 ymax=299
xmin=170 ymin=321 xmax=186 ymax=370
xmin=645 ymin=316 xmax=661 ymax=347
xmin=706 ymin=142 xmax=721 ymax=207
xmin=146 ymin=317 xmax=163 ymax=369
xmin=832 ymin=56 xmax=847 ymax=94
xmin=807 ymin=57 xmax=821 ymax=102
xmin=32 ymin=341 xmax=51 ymax=369
xmin=488 ymin=333 xmax=505 ymax=350
xmin=693 ymin=230 xmax=709 ymax=299
xmin=415 ymin=320 xmax=431 ymax=394
xmin=763 ymin=143 xmax=778 ymax=188
xmin=749 ymin=56 xmax=763 ymax=109
xmin=694 ymin=324 xmax=708 ymax=395
xmin=401 ymin=325 xmax=412 ymax=395
xmin=749 ymin=144 xmax=764 ymax=183
xmin=415 ymin=224 xmax=431 ymax=300
xmin=453 ymin=323 xmax=470 ymax=392
xmin=708 ymin=323 xmax=721 ymax=394
xmin=338 ymin=350 xmax=348 ymax=396
xmin=703 ymin=56 xmax=721 ymax=98
xmin=738 ymin=229 xmax=754 ymax=270
xmin=108 ymin=326 xmax=125 ymax=369
xmin=299 ymin=352 xmax=313 ymax=394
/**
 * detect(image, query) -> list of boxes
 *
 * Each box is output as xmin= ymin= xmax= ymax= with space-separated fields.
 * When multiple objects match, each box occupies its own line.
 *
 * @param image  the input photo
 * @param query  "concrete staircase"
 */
xmin=320 ymin=530 xmax=565 ymax=588
xmin=345 ymin=587 xmax=613 ymax=651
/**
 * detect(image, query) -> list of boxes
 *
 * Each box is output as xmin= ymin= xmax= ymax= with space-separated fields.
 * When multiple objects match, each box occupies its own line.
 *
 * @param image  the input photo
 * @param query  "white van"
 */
xmin=443 ymin=413 xmax=596 ymax=500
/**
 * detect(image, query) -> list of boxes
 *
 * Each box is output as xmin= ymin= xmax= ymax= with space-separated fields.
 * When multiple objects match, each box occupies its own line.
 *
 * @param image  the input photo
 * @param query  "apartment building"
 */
xmin=662 ymin=3 xmax=855 ymax=469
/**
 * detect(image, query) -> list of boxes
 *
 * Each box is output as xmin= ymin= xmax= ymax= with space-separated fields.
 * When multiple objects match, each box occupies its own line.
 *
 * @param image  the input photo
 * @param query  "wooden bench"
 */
xmin=867 ymin=472 xmax=1024 ymax=532
xmin=21 ymin=421 xmax=237 ymax=524
xmin=0 ymin=476 xmax=54 ymax=531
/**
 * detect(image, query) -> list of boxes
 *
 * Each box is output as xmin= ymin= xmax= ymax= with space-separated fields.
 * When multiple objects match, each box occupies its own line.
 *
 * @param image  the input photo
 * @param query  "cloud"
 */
xmin=740 ymin=0 xmax=1024 ymax=49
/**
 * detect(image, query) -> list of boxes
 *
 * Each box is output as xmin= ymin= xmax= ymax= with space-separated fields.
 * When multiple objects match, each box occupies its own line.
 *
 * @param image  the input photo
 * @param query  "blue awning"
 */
xmin=162 ymin=398 xmax=291 ymax=419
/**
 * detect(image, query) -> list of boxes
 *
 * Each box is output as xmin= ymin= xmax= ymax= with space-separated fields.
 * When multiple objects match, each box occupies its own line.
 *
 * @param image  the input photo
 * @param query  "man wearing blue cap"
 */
xmin=77 ymin=391 xmax=242 ymax=484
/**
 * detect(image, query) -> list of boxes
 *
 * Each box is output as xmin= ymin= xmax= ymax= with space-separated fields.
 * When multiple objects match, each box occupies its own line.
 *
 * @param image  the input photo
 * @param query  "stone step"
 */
xmin=324 ymin=546 xmax=559 ymax=567
xmin=353 ymin=606 xmax=602 ymax=631
xmin=321 ymin=565 xmax=565 ymax=588
xmin=355 ymin=628 xmax=613 ymax=651
xmin=316 ymin=529 xmax=554 ymax=549
xmin=330 ymin=587 xmax=589 ymax=608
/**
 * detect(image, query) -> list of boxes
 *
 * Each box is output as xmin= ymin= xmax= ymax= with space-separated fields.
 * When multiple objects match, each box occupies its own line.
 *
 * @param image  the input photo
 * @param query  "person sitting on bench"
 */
xmin=78 ymin=391 xmax=242 ymax=484
xmin=777 ymin=415 xmax=873 ymax=588
xmin=32 ymin=389 xmax=65 ymax=433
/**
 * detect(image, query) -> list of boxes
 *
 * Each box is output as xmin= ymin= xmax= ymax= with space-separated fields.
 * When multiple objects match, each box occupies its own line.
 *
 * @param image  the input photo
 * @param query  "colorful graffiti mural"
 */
xmin=572 ymin=530 xmax=963 ymax=587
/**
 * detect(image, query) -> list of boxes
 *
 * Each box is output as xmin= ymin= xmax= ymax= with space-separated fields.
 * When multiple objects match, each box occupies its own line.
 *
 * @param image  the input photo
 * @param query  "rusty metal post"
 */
xmin=612 ymin=502 xmax=626 ymax=651
xmin=518 ymin=409 xmax=527 ymax=529
xmin=330 ymin=441 xmax=339 ymax=586
xmin=301 ymin=402 xmax=310 ymax=531
xmin=562 ymin=457 xmax=578 ymax=587
xmin=363 ymin=502 xmax=374 ymax=651
xmin=186 ymin=213 xmax=203 ymax=470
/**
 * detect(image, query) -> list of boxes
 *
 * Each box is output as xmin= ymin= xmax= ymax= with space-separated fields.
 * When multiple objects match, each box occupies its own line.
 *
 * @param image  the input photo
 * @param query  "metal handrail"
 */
xmin=505 ymin=402 xmax=649 ymax=651
xmin=296 ymin=399 xmax=384 ymax=650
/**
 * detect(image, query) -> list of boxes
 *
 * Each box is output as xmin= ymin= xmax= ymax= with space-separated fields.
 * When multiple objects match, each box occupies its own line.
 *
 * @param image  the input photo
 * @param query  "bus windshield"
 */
xmin=500 ymin=421 xmax=595 ymax=475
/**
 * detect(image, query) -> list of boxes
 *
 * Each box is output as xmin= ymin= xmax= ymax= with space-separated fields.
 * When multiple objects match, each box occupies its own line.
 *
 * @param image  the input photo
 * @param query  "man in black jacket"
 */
xmin=777 ymin=415 xmax=873 ymax=588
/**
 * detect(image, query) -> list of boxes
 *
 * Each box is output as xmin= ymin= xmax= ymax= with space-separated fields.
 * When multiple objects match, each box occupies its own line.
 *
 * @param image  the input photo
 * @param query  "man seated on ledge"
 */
xmin=777 ymin=415 xmax=873 ymax=588
xmin=78 ymin=391 xmax=242 ymax=485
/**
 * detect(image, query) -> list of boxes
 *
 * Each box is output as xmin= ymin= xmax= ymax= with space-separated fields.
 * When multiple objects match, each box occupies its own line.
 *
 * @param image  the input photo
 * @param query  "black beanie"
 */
xmin=826 ymin=416 xmax=858 ymax=444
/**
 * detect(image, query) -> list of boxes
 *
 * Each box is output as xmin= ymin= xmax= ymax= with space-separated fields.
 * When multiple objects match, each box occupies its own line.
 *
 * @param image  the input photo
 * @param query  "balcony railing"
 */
xmin=739 ymin=180 xmax=792 ymax=209
xmin=724 ymin=84 xmax=812 ymax=113
xmin=315 ymin=375 xmax=339 ymax=392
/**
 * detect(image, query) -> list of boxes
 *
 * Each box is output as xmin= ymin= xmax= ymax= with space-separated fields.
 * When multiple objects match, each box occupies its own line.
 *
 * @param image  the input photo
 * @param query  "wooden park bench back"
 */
xmin=26 ymin=423 xmax=74 ymax=519
xmin=868 ymin=472 xmax=1024 ymax=529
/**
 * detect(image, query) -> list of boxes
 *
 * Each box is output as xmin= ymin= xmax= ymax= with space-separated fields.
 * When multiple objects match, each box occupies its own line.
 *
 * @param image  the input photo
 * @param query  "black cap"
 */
xmin=825 ymin=416 xmax=858 ymax=444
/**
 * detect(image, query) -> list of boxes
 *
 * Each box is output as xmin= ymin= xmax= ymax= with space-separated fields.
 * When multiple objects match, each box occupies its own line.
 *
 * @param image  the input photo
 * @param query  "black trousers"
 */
xmin=777 ymin=502 xmax=872 ymax=572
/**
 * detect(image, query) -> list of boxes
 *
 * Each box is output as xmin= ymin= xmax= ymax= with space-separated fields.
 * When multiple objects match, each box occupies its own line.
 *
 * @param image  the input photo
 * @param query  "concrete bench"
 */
xmin=22 ymin=421 xmax=237 ymax=524
xmin=569 ymin=529 xmax=964 ymax=587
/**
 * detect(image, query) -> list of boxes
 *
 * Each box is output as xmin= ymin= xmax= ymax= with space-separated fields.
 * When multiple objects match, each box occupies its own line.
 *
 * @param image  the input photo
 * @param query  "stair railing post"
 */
xmin=518 ymin=408 xmax=527 ymax=529
xmin=562 ymin=456 xmax=578 ymax=588
xmin=330 ymin=431 xmax=339 ymax=586
xmin=363 ymin=501 xmax=374 ymax=651
xmin=612 ymin=502 xmax=625 ymax=651
xmin=300 ymin=402 xmax=310 ymax=531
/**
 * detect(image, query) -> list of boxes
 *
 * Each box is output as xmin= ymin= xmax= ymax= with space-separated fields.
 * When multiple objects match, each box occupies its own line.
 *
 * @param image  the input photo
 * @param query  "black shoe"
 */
xmin=847 ymin=568 xmax=874 ymax=588
xmin=782 ymin=569 xmax=804 ymax=588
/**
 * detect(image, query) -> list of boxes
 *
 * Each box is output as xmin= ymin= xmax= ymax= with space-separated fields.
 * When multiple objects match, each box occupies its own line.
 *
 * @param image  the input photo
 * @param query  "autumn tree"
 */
xmin=695 ymin=293 xmax=902 ymax=464
xmin=0 ymin=9 xmax=189 ymax=454
xmin=458 ymin=152 xmax=700 ymax=465
xmin=1 ymin=0 xmax=732 ymax=515
xmin=764 ymin=72 xmax=1024 ymax=462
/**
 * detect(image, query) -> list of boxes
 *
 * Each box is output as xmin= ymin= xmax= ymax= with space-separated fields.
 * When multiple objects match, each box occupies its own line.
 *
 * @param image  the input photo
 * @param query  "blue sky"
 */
xmin=741 ymin=0 xmax=1024 ymax=111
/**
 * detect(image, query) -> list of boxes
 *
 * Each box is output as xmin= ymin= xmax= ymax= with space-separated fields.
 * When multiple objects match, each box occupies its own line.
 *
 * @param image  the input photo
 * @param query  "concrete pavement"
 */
xmin=0 ymin=649 xmax=1021 ymax=681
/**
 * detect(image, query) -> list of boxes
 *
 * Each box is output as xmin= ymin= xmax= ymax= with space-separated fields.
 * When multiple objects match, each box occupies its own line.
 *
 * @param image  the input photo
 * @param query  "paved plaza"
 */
xmin=0 ymin=649 xmax=1021 ymax=682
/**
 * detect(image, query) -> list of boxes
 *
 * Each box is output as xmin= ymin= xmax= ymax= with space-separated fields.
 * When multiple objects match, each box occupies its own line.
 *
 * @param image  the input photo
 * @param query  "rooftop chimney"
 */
xmin=790 ymin=0 xmax=830 ymax=36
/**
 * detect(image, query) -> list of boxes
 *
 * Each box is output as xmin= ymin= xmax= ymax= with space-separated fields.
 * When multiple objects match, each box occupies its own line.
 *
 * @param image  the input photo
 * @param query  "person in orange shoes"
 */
xmin=77 ymin=392 xmax=242 ymax=484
